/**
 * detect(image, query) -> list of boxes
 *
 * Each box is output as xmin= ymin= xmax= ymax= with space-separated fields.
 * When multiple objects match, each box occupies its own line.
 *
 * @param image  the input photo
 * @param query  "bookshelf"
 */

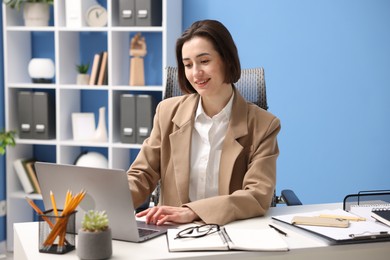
xmin=2 ymin=0 xmax=182 ymax=251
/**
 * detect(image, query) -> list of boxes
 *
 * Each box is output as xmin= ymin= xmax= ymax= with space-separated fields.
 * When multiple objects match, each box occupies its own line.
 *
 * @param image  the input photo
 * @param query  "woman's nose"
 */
xmin=193 ymin=65 xmax=203 ymax=77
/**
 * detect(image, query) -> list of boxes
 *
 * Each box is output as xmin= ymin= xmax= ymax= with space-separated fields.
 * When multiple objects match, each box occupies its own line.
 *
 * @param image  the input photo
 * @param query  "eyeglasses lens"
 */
xmin=177 ymin=224 xmax=220 ymax=239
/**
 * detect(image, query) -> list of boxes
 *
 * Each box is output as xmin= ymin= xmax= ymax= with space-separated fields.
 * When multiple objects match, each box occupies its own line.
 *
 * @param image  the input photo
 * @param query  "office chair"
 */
xmin=146 ymin=67 xmax=302 ymax=210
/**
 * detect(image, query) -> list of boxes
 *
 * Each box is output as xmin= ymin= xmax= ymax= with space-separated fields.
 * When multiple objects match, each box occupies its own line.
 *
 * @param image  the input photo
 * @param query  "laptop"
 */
xmin=35 ymin=162 xmax=173 ymax=242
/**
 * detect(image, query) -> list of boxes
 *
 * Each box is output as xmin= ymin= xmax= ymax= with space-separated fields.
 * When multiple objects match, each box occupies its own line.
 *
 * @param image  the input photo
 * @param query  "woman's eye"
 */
xmin=184 ymin=63 xmax=192 ymax=68
xmin=201 ymin=60 xmax=210 ymax=64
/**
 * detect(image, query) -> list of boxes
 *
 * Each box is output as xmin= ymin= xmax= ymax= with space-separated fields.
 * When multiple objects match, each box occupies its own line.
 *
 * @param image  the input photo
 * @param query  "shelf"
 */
xmin=3 ymin=0 xmax=182 ymax=251
xmin=14 ymin=138 xmax=57 ymax=146
xmin=6 ymin=83 xmax=56 ymax=89
xmin=6 ymin=26 xmax=55 ymax=32
xmin=9 ymin=191 xmax=42 ymax=201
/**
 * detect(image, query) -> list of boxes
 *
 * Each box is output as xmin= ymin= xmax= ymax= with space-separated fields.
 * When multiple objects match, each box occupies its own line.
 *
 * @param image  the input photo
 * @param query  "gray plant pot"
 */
xmin=77 ymin=228 xmax=112 ymax=260
xmin=23 ymin=3 xmax=50 ymax=27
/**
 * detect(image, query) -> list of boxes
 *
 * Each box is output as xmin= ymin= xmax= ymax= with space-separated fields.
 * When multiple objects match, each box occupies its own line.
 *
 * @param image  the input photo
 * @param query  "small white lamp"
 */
xmin=28 ymin=58 xmax=55 ymax=83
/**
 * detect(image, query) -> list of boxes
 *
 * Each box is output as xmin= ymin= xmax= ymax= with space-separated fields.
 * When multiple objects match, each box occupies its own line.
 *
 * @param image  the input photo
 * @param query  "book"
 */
xmin=89 ymin=53 xmax=101 ymax=85
xmin=97 ymin=51 xmax=108 ymax=85
xmin=13 ymin=158 xmax=35 ymax=194
xmin=371 ymin=208 xmax=390 ymax=227
xmin=24 ymin=160 xmax=41 ymax=194
xmin=166 ymin=227 xmax=288 ymax=252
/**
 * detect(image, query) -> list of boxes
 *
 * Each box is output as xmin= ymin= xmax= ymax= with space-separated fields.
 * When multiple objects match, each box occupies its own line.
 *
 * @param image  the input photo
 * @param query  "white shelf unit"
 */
xmin=2 ymin=0 xmax=182 ymax=251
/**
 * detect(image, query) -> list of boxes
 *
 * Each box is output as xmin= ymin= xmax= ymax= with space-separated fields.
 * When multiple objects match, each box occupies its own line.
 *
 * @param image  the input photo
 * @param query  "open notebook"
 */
xmin=167 ymin=227 xmax=289 ymax=252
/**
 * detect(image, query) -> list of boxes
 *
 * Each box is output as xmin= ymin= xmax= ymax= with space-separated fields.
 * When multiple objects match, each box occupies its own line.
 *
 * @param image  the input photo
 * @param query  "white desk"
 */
xmin=14 ymin=203 xmax=390 ymax=260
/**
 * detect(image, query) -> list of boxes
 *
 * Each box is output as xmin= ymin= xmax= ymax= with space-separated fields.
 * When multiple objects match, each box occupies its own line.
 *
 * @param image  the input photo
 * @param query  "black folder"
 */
xmin=32 ymin=92 xmax=55 ymax=139
xmin=135 ymin=0 xmax=162 ymax=26
xmin=120 ymin=94 xmax=136 ymax=144
xmin=17 ymin=91 xmax=56 ymax=140
xmin=18 ymin=91 xmax=34 ymax=139
xmin=119 ymin=0 xmax=135 ymax=26
xmin=135 ymin=95 xmax=154 ymax=144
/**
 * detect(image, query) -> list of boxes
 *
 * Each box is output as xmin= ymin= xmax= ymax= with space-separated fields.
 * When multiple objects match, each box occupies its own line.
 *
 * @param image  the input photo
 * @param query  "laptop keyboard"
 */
xmin=138 ymin=228 xmax=159 ymax=237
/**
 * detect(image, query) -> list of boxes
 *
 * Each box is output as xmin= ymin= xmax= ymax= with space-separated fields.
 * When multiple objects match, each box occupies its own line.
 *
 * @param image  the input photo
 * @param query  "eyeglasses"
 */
xmin=174 ymin=224 xmax=220 ymax=239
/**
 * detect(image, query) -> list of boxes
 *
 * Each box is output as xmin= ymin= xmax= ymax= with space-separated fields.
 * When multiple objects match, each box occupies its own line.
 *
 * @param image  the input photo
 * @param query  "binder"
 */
xmin=135 ymin=95 xmax=154 ymax=144
xmin=119 ymin=0 xmax=135 ymax=26
xmin=120 ymin=94 xmax=136 ymax=144
xmin=33 ymin=92 xmax=56 ymax=139
xmin=97 ymin=51 xmax=108 ymax=85
xmin=13 ymin=158 xmax=35 ymax=194
xmin=66 ymin=0 xmax=97 ymax=27
xmin=18 ymin=91 xmax=34 ymax=139
xmin=135 ymin=0 xmax=162 ymax=26
xmin=89 ymin=53 xmax=102 ymax=85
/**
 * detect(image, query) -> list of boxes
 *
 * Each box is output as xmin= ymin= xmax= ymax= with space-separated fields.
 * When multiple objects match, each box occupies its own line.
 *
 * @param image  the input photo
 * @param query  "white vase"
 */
xmin=93 ymin=107 xmax=108 ymax=142
xmin=23 ymin=3 xmax=50 ymax=27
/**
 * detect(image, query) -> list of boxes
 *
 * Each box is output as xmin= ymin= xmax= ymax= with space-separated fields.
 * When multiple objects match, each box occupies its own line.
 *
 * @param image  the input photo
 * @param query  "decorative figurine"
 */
xmin=129 ymin=32 xmax=147 ymax=86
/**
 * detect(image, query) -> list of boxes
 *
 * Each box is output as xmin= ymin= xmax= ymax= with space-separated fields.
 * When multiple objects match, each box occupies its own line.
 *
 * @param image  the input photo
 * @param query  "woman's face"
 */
xmin=181 ymin=37 xmax=230 ymax=98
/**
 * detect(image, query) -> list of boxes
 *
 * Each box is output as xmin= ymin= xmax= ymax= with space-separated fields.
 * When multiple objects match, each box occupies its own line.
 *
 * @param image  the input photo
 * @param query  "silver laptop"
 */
xmin=35 ymin=162 xmax=172 ymax=242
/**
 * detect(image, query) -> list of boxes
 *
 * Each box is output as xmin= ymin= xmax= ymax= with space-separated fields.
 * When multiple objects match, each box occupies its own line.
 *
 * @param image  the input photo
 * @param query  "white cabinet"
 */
xmin=2 ymin=0 xmax=182 ymax=251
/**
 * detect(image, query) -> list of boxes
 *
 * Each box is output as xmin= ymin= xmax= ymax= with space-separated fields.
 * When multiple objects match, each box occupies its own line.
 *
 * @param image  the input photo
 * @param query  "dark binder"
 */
xmin=120 ymin=94 xmax=136 ymax=143
xmin=119 ymin=0 xmax=135 ymax=26
xmin=18 ymin=91 xmax=34 ymax=139
xmin=371 ymin=208 xmax=390 ymax=227
xmin=135 ymin=95 xmax=154 ymax=144
xmin=135 ymin=0 xmax=162 ymax=26
xmin=32 ymin=92 xmax=56 ymax=139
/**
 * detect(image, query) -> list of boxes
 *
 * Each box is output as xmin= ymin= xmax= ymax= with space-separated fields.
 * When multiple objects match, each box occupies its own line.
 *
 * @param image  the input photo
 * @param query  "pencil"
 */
xmin=50 ymin=190 xmax=58 ymax=216
xmin=25 ymin=196 xmax=44 ymax=215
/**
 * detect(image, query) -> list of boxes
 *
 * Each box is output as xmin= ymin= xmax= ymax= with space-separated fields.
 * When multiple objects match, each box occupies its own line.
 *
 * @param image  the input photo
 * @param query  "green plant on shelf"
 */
xmin=3 ymin=0 xmax=54 ymax=11
xmin=76 ymin=63 xmax=90 ymax=75
xmin=0 ymin=130 xmax=16 ymax=155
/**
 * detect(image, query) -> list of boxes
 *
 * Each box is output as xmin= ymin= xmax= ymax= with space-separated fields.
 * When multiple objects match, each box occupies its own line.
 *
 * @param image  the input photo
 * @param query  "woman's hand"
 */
xmin=136 ymin=206 xmax=199 ymax=225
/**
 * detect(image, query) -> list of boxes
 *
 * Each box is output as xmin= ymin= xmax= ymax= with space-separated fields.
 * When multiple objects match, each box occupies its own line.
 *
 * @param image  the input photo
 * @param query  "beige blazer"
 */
xmin=127 ymin=89 xmax=280 ymax=225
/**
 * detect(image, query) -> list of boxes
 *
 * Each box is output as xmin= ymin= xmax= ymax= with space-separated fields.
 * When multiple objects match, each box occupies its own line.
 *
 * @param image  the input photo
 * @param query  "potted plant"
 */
xmin=0 ymin=130 xmax=16 ymax=155
xmin=3 ymin=0 xmax=54 ymax=26
xmin=76 ymin=63 xmax=90 ymax=85
xmin=77 ymin=210 xmax=112 ymax=260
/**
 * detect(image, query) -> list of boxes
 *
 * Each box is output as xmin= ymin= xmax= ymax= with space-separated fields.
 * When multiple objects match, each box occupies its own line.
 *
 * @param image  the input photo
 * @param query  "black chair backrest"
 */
xmin=163 ymin=67 xmax=268 ymax=110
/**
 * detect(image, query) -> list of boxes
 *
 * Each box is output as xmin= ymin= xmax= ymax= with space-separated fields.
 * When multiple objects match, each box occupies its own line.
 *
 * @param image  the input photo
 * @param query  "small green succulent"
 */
xmin=76 ymin=63 xmax=90 ymax=74
xmin=81 ymin=210 xmax=109 ymax=232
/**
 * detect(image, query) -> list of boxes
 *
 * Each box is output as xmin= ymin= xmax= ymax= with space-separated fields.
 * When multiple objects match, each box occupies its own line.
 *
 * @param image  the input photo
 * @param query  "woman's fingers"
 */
xmin=136 ymin=206 xmax=198 ymax=225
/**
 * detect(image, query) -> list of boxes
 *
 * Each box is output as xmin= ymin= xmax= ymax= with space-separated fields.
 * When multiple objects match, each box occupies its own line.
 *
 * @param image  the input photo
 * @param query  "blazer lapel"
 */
xmin=219 ymin=91 xmax=248 ymax=195
xmin=169 ymin=95 xmax=199 ymax=203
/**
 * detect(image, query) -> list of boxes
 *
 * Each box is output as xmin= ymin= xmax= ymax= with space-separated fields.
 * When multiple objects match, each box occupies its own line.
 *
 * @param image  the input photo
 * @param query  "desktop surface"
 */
xmin=14 ymin=203 xmax=390 ymax=260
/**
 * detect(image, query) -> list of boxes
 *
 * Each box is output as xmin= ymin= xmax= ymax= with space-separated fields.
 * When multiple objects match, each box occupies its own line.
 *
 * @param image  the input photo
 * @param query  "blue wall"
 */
xmin=183 ymin=0 xmax=390 ymax=204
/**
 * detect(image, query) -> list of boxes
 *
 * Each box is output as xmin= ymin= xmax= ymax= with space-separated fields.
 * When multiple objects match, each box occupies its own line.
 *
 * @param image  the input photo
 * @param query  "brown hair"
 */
xmin=175 ymin=20 xmax=241 ymax=94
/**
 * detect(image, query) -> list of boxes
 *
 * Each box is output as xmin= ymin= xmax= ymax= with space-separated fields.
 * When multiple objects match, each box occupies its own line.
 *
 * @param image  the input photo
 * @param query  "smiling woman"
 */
xmin=127 ymin=19 xmax=281 ymax=226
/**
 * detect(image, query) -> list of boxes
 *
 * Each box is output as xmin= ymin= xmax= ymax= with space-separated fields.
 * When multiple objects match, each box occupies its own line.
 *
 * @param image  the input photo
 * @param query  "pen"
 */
xmin=269 ymin=224 xmax=287 ymax=236
xmin=319 ymin=214 xmax=366 ymax=222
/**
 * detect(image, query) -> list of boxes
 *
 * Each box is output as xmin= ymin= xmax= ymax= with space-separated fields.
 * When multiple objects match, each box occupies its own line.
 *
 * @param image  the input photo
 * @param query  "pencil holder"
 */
xmin=38 ymin=209 xmax=76 ymax=254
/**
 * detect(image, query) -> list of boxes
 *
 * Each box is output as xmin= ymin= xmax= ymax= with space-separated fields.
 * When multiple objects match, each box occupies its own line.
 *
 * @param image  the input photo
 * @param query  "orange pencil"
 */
xmin=50 ymin=190 xmax=58 ymax=216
